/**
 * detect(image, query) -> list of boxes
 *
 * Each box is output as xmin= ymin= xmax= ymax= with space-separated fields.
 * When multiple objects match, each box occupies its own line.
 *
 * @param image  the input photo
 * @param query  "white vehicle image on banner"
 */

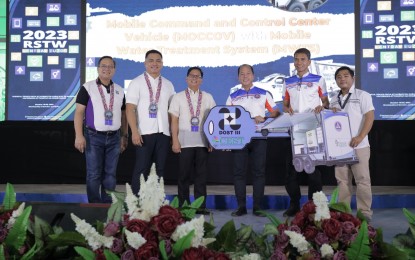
xmin=269 ymin=0 xmax=327 ymax=12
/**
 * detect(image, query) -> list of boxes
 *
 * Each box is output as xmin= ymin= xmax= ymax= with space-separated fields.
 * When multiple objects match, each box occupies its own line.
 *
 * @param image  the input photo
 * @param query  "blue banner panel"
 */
xmin=7 ymin=0 xmax=83 ymax=120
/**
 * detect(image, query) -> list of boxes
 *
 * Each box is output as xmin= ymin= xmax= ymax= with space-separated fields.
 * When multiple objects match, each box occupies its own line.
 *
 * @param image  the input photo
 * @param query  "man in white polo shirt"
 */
xmin=226 ymin=64 xmax=280 ymax=217
xmin=126 ymin=49 xmax=175 ymax=194
xmin=169 ymin=66 xmax=216 ymax=215
xmin=282 ymin=48 xmax=330 ymax=217
xmin=330 ymin=66 xmax=374 ymax=221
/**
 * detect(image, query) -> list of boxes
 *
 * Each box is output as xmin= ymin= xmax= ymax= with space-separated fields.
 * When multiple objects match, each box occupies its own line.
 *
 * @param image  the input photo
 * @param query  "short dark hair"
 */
xmin=98 ymin=56 xmax=116 ymax=68
xmin=238 ymin=64 xmax=254 ymax=75
xmin=145 ymin=49 xmax=163 ymax=59
xmin=335 ymin=66 xmax=355 ymax=78
xmin=187 ymin=66 xmax=203 ymax=78
xmin=294 ymin=48 xmax=311 ymax=60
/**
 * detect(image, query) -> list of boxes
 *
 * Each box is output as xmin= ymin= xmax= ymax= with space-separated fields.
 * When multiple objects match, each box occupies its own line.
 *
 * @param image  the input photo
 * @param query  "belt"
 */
xmin=87 ymin=128 xmax=119 ymax=136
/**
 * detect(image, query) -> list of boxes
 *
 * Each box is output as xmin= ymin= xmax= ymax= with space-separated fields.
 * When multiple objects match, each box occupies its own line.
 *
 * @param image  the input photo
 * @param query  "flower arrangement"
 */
xmin=1 ymin=176 xmax=415 ymax=259
xmin=267 ymin=190 xmax=409 ymax=260
xmin=67 ymin=164 xmax=230 ymax=259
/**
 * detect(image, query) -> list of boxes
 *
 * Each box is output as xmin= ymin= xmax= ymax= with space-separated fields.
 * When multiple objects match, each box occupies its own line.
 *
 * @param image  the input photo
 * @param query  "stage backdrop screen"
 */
xmin=6 ymin=0 xmax=356 ymax=121
xmin=6 ymin=0 xmax=83 ymax=120
xmin=360 ymin=0 xmax=415 ymax=120
xmin=85 ymin=0 xmax=354 ymax=114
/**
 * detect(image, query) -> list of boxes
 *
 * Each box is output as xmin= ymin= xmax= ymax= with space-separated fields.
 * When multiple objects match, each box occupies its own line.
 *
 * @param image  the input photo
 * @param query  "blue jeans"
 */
xmin=85 ymin=129 xmax=120 ymax=203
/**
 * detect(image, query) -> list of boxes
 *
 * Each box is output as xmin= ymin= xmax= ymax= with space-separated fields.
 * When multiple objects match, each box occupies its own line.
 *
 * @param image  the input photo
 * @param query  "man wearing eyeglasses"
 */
xmin=126 ymin=49 xmax=176 ymax=194
xmin=74 ymin=56 xmax=128 ymax=203
xmin=168 ymin=67 xmax=216 ymax=215
xmin=281 ymin=48 xmax=330 ymax=217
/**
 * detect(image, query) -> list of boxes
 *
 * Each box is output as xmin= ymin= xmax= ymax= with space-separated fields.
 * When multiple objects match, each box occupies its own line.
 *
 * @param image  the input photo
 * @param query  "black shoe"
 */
xmin=231 ymin=207 xmax=247 ymax=217
xmin=283 ymin=205 xmax=300 ymax=217
xmin=253 ymin=207 xmax=265 ymax=217
xmin=196 ymin=208 xmax=211 ymax=215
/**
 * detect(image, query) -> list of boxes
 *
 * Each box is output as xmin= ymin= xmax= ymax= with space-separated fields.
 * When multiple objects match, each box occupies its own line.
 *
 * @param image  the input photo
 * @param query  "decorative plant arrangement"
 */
xmin=1 ymin=166 xmax=414 ymax=259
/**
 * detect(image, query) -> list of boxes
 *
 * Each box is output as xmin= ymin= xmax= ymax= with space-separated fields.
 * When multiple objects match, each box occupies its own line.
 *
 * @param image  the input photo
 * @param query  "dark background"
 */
xmin=1 ymin=120 xmax=414 ymax=186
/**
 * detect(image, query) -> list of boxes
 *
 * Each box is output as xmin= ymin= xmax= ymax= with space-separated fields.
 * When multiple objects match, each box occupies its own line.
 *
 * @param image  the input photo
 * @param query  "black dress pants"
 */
xmin=284 ymin=138 xmax=322 ymax=206
xmin=177 ymin=147 xmax=209 ymax=209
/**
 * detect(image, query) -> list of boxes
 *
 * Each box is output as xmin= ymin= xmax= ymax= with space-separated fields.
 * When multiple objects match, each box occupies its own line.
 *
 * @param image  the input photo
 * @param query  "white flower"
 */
xmin=6 ymin=202 xmax=25 ymax=229
xmin=320 ymin=243 xmax=334 ymax=258
xmin=125 ymin=183 xmax=139 ymax=217
xmin=172 ymin=215 xmax=205 ymax=247
xmin=240 ymin=253 xmax=261 ymax=260
xmin=313 ymin=191 xmax=331 ymax=221
xmin=132 ymin=163 xmax=169 ymax=221
xmin=284 ymin=230 xmax=310 ymax=255
xmin=111 ymin=193 xmax=118 ymax=204
xmin=71 ymin=213 xmax=114 ymax=250
xmin=125 ymin=229 xmax=146 ymax=249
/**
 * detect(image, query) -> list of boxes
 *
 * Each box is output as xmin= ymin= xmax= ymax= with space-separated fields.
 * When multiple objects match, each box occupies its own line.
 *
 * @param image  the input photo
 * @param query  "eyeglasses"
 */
xmin=99 ymin=65 xmax=115 ymax=70
xmin=188 ymin=74 xmax=202 ymax=79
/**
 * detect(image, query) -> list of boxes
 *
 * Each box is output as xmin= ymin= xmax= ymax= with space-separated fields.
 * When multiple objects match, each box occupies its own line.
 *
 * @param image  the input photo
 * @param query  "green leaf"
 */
xmin=190 ymin=196 xmax=204 ymax=209
xmin=5 ymin=205 xmax=32 ymax=252
xmin=329 ymin=187 xmax=339 ymax=205
xmin=159 ymin=239 xmax=168 ymax=260
xmin=172 ymin=229 xmax=195 ymax=257
xmin=34 ymin=215 xmax=53 ymax=248
xmin=264 ymin=212 xmax=282 ymax=227
xmin=329 ymin=202 xmax=352 ymax=213
xmin=392 ymin=233 xmax=415 ymax=249
xmin=403 ymin=208 xmax=415 ymax=225
xmin=262 ymin=223 xmax=279 ymax=236
xmin=380 ymin=241 xmax=410 ymax=260
xmin=346 ymin=220 xmax=371 ymax=260
xmin=21 ymin=241 xmax=40 ymax=260
xmin=2 ymin=183 xmax=16 ymax=210
xmin=74 ymin=246 xmax=95 ymax=260
xmin=170 ymin=196 xmax=179 ymax=208
xmin=46 ymin=231 xmax=87 ymax=249
xmin=235 ymin=224 xmax=253 ymax=251
xmin=106 ymin=190 xmax=126 ymax=222
xmin=0 ymin=245 xmax=5 ymax=260
xmin=103 ymin=249 xmax=120 ymax=260
xmin=212 ymin=220 xmax=237 ymax=251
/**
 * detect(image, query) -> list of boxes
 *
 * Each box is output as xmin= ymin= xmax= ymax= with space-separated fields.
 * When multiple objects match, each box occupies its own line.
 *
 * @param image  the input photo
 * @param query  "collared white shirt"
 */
xmin=330 ymin=84 xmax=375 ymax=149
xmin=126 ymin=72 xmax=175 ymax=136
xmin=169 ymin=88 xmax=216 ymax=148
xmin=226 ymin=86 xmax=276 ymax=117
xmin=282 ymin=72 xmax=327 ymax=113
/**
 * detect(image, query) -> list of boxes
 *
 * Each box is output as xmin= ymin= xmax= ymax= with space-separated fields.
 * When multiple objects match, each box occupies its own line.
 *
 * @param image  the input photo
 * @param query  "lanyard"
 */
xmin=338 ymin=92 xmax=351 ymax=109
xmin=96 ymin=79 xmax=114 ymax=113
xmin=185 ymin=88 xmax=203 ymax=118
xmin=144 ymin=72 xmax=162 ymax=105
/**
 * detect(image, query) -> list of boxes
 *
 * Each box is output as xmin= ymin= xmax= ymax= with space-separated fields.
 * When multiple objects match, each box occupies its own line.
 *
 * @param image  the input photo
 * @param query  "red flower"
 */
xmin=150 ymin=214 xmax=180 ymax=238
xmin=133 ymin=241 xmax=159 ymax=259
xmin=150 ymin=205 xmax=184 ymax=238
xmin=182 ymin=246 xmax=204 ymax=260
xmin=322 ymin=218 xmax=342 ymax=240
xmin=158 ymin=205 xmax=184 ymax=224
xmin=126 ymin=218 xmax=157 ymax=243
xmin=303 ymin=225 xmax=318 ymax=241
xmin=339 ymin=212 xmax=361 ymax=227
xmin=302 ymin=200 xmax=316 ymax=215
xmin=291 ymin=211 xmax=307 ymax=229
xmin=125 ymin=218 xmax=149 ymax=234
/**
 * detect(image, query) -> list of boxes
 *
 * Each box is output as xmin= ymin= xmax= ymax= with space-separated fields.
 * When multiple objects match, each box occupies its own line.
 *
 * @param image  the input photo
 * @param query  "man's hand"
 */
xmin=131 ymin=132 xmax=143 ymax=146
